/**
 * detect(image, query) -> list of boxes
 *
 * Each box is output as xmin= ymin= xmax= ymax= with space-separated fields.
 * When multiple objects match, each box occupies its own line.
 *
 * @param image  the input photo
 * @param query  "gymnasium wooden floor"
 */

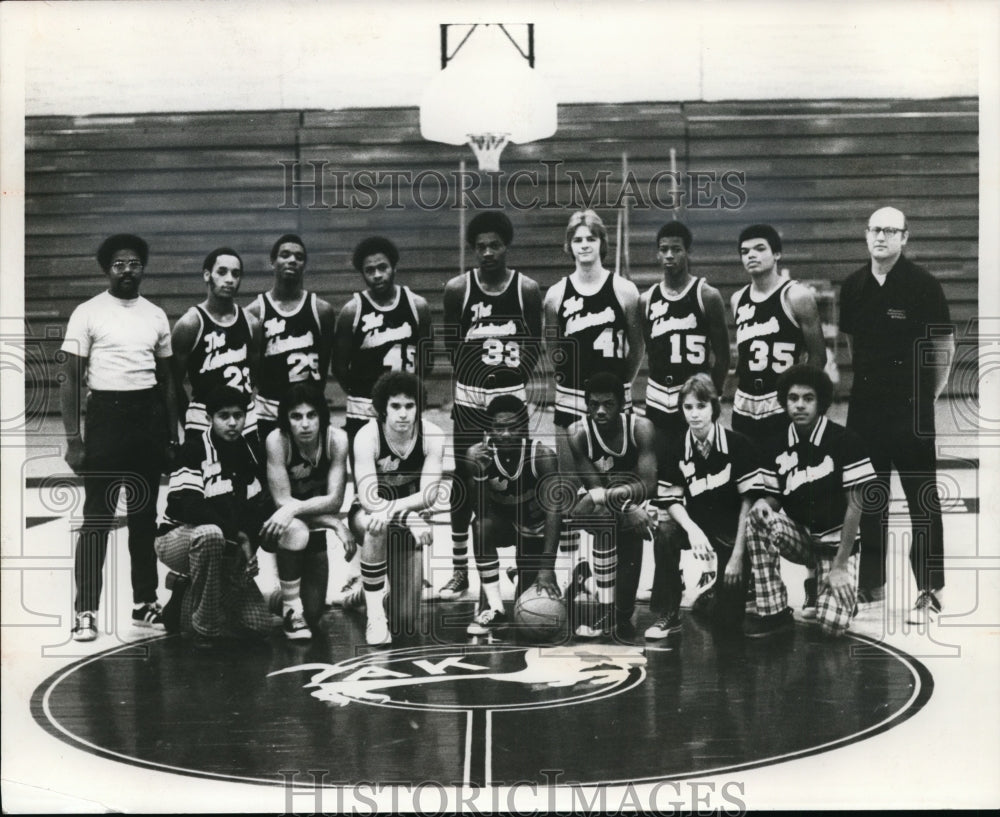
xmin=3 ymin=404 xmax=998 ymax=812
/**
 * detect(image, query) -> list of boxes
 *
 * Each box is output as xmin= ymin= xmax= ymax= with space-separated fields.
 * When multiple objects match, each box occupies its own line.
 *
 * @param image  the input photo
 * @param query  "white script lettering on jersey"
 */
xmin=360 ymin=324 xmax=413 ymax=350
xmin=199 ymin=343 xmax=248 ymax=374
xmin=650 ymin=313 xmax=698 ymax=339
xmin=466 ymin=320 xmax=518 ymax=340
xmin=266 ymin=331 xmax=315 ymax=356
xmin=566 ymin=306 xmax=615 ymax=336
xmin=736 ymin=316 xmax=780 ymax=344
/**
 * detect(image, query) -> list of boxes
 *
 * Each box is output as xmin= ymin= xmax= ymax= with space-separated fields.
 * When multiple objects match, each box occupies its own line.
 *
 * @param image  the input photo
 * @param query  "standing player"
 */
xmin=641 ymin=222 xmax=730 ymax=439
xmin=462 ymin=396 xmax=562 ymax=636
xmin=651 ymin=374 xmax=767 ymax=637
xmin=348 ymin=372 xmax=445 ymax=645
xmin=839 ymin=207 xmax=954 ymax=622
xmin=746 ymin=366 xmax=876 ymax=638
xmin=732 ymin=225 xmax=825 ymax=613
xmin=439 ymin=212 xmax=544 ymax=600
xmin=260 ymin=384 xmax=352 ymax=640
xmin=60 ymin=233 xmax=179 ymax=642
xmin=566 ymin=372 xmax=658 ymax=641
xmin=333 ymin=236 xmax=433 ymax=442
xmin=246 ymin=234 xmax=336 ymax=442
xmin=544 ymin=210 xmax=644 ymax=589
xmin=171 ymin=247 xmax=261 ymax=442
xmin=154 ymin=386 xmax=273 ymax=646
xmin=731 ymin=224 xmax=826 ymax=447
xmin=544 ymin=209 xmax=644 ymax=429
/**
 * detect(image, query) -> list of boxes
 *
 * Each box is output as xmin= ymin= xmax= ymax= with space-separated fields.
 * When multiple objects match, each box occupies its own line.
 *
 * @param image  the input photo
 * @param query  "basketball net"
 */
xmin=467 ymin=132 xmax=510 ymax=172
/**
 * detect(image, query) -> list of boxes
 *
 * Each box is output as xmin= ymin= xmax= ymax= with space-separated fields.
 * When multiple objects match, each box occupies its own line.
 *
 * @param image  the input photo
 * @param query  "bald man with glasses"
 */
xmin=839 ymin=207 xmax=954 ymax=626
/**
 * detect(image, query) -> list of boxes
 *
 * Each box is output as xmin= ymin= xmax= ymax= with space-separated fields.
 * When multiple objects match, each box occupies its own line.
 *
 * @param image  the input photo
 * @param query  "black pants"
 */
xmin=848 ymin=402 xmax=945 ymax=593
xmin=650 ymin=517 xmax=746 ymax=628
xmin=75 ymin=390 xmax=168 ymax=613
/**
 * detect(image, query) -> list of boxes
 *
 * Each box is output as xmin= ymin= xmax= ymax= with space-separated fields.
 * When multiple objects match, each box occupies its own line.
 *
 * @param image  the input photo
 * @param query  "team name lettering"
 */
xmin=783 ymin=455 xmax=835 ymax=494
xmin=361 ymin=312 xmax=385 ymax=332
xmin=471 ymin=302 xmax=493 ymax=320
xmin=650 ymin=313 xmax=698 ymax=339
xmin=466 ymin=320 xmax=518 ymax=340
xmin=199 ymin=344 xmax=248 ymax=373
xmin=595 ymin=455 xmax=614 ymax=473
xmin=360 ymin=323 xmax=413 ymax=350
xmin=204 ymin=477 xmax=234 ymax=498
xmin=265 ymin=330 xmax=315 ymax=357
xmin=687 ymin=464 xmax=732 ymax=497
xmin=377 ymin=456 xmax=400 ymax=473
xmin=264 ymin=317 xmax=286 ymax=337
xmin=736 ymin=316 xmax=779 ymax=344
xmin=290 ymin=463 xmax=312 ymax=480
xmin=562 ymin=295 xmax=584 ymax=317
xmin=247 ymin=478 xmax=262 ymax=498
xmin=736 ymin=303 xmax=756 ymax=324
xmin=565 ymin=307 xmax=615 ymax=336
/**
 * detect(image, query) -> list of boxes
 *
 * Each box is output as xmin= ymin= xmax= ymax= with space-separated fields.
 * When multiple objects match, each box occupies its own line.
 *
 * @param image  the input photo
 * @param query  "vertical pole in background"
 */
xmin=458 ymin=159 xmax=466 ymax=274
xmin=615 ymin=210 xmax=622 ymax=276
xmin=669 ymin=148 xmax=679 ymax=220
xmin=621 ymin=150 xmax=631 ymax=278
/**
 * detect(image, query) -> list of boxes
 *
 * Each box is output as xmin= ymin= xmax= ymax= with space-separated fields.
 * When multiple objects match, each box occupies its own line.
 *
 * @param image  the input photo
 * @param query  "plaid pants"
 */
xmin=746 ymin=510 xmax=859 ymax=635
xmin=155 ymin=525 xmax=272 ymax=638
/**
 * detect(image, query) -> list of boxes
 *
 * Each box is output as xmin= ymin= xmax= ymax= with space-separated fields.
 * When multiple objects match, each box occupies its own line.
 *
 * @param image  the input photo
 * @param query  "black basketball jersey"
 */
xmin=657 ymin=424 xmax=766 ymax=546
xmin=474 ymin=438 xmax=549 ymax=536
xmin=373 ymin=419 xmax=427 ymax=502
xmin=733 ymin=280 xmax=804 ymax=422
xmin=644 ymin=277 xmax=712 ymax=419
xmin=554 ymin=272 xmax=629 ymax=419
xmin=185 ymin=306 xmax=254 ymax=403
xmin=454 ymin=270 xmax=532 ymax=401
xmin=345 ymin=287 xmax=421 ymax=418
xmin=581 ymin=414 xmax=640 ymax=478
xmin=255 ymin=291 xmax=323 ymax=404
xmin=285 ymin=425 xmax=336 ymax=501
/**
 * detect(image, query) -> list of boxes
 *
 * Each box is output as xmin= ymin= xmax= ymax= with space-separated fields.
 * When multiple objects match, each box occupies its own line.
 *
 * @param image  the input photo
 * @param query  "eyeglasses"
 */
xmin=111 ymin=260 xmax=144 ymax=272
xmin=866 ymin=227 xmax=905 ymax=238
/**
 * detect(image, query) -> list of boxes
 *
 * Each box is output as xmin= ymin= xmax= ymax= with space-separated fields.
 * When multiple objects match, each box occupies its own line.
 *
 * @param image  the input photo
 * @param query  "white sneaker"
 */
xmin=72 ymin=611 xmax=97 ymax=642
xmin=365 ymin=614 xmax=391 ymax=646
xmin=341 ymin=582 xmax=366 ymax=611
xmin=283 ymin=607 xmax=312 ymax=641
xmin=905 ymin=589 xmax=942 ymax=626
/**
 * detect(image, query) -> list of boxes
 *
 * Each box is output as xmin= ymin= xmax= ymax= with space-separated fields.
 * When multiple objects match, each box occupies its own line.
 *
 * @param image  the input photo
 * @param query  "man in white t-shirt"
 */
xmin=60 ymin=234 xmax=180 ymax=642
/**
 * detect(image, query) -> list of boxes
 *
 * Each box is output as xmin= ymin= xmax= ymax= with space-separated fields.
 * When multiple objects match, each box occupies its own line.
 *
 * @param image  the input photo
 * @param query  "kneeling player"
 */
xmin=260 ymin=384 xmax=352 ymax=640
xmin=155 ymin=386 xmax=273 ymax=645
xmin=463 ymin=396 xmax=561 ymax=636
xmin=652 ymin=374 xmax=767 ymax=637
xmin=348 ymin=372 xmax=444 ymax=645
xmin=566 ymin=372 xmax=658 ymax=641
xmin=746 ymin=365 xmax=876 ymax=638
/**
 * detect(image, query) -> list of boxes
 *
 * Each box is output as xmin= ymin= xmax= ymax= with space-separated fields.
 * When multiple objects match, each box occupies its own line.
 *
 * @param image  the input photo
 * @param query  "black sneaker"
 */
xmin=438 ymin=569 xmax=470 ymax=600
xmin=467 ymin=607 xmax=509 ymax=636
xmin=744 ymin=607 xmax=794 ymax=639
xmin=802 ymin=577 xmax=818 ymax=620
xmin=644 ymin=611 xmax=682 ymax=639
xmin=161 ymin=573 xmax=189 ymax=634
xmin=132 ymin=602 xmax=165 ymax=631
xmin=615 ymin=615 xmax=637 ymax=643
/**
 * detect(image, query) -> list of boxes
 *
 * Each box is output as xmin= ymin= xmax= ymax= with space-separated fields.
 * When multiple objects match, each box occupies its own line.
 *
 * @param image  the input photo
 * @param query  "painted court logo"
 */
xmin=270 ymin=643 xmax=647 ymax=711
